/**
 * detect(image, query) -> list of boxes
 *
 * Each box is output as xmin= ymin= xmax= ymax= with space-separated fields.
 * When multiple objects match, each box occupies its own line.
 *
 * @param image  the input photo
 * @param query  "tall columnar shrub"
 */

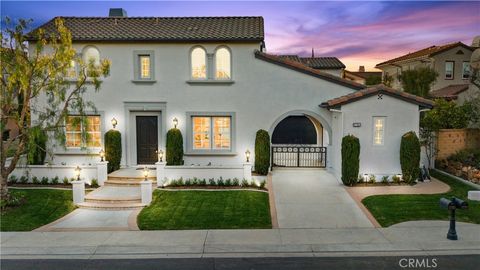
xmin=105 ymin=129 xmax=122 ymax=173
xmin=166 ymin=128 xmax=184 ymax=165
xmin=341 ymin=135 xmax=360 ymax=186
xmin=254 ymin=129 xmax=270 ymax=175
xmin=400 ymin=131 xmax=421 ymax=184
xmin=28 ymin=127 xmax=47 ymax=165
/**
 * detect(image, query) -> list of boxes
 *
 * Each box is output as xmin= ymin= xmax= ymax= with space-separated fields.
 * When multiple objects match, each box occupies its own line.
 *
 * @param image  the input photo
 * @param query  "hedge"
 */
xmin=28 ymin=127 xmax=47 ymax=165
xmin=166 ymin=128 xmax=184 ymax=165
xmin=255 ymin=129 xmax=270 ymax=175
xmin=400 ymin=131 xmax=420 ymax=184
xmin=105 ymin=129 xmax=122 ymax=173
xmin=341 ymin=135 xmax=360 ymax=186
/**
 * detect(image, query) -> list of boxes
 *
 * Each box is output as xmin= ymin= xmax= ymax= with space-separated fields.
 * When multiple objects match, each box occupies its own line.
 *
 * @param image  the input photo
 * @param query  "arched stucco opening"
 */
xmin=269 ymin=110 xmax=331 ymax=146
xmin=272 ymin=116 xmax=317 ymax=145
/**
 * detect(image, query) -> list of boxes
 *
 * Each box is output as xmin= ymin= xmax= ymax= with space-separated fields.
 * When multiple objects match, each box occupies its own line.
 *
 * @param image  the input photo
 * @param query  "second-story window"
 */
xmin=133 ymin=51 xmax=155 ymax=82
xmin=139 ymin=55 xmax=151 ymax=79
xmin=215 ymin=47 xmax=231 ymax=79
xmin=67 ymin=60 xmax=78 ymax=78
xmin=191 ymin=47 xmax=207 ymax=79
xmin=82 ymin=46 xmax=100 ymax=66
xmin=462 ymin=62 xmax=470 ymax=79
xmin=445 ymin=61 xmax=454 ymax=80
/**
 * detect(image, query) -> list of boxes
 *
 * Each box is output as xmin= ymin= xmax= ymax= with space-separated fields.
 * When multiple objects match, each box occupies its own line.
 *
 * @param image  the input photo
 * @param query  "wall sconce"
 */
xmin=75 ymin=166 xmax=82 ymax=181
xmin=143 ymin=166 xmax=150 ymax=181
xmin=157 ymin=149 xmax=164 ymax=162
xmin=173 ymin=117 xmax=178 ymax=128
xmin=245 ymin=150 xmax=251 ymax=163
xmin=99 ymin=149 xmax=105 ymax=162
xmin=111 ymin=118 xmax=118 ymax=129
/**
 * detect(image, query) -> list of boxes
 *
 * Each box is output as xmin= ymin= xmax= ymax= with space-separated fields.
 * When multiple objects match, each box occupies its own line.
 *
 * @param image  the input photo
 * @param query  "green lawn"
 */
xmin=138 ymin=190 xmax=272 ymax=230
xmin=1 ymin=189 xmax=76 ymax=231
xmin=362 ymin=170 xmax=480 ymax=227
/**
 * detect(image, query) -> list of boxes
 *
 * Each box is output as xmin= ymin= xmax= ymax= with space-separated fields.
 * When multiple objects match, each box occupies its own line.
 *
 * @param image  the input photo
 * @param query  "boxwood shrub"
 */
xmin=105 ymin=129 xmax=122 ymax=173
xmin=166 ymin=128 xmax=184 ymax=165
xmin=400 ymin=131 xmax=420 ymax=184
xmin=254 ymin=129 xmax=270 ymax=175
xmin=341 ymin=135 xmax=360 ymax=186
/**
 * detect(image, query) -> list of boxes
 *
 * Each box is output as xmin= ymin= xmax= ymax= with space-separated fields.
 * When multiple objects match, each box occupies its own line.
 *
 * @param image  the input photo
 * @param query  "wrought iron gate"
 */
xmin=271 ymin=145 xmax=327 ymax=168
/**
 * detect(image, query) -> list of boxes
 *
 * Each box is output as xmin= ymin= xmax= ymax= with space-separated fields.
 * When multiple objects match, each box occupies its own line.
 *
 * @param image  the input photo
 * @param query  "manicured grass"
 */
xmin=138 ymin=190 xmax=272 ymax=230
xmin=362 ymin=170 xmax=480 ymax=227
xmin=1 ymin=189 xmax=76 ymax=231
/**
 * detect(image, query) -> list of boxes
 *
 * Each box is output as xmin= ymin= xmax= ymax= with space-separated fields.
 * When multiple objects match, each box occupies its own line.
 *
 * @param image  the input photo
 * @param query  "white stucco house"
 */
xmin=20 ymin=10 xmax=434 ymax=183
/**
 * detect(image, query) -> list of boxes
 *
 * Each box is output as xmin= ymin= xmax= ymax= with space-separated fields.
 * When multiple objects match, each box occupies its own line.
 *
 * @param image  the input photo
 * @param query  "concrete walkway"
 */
xmin=272 ymin=169 xmax=373 ymax=228
xmin=2 ymin=221 xmax=479 ymax=259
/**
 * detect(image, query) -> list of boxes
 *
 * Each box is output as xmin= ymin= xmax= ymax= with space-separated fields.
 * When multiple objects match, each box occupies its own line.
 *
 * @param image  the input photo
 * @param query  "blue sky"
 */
xmin=2 ymin=1 xmax=479 ymax=70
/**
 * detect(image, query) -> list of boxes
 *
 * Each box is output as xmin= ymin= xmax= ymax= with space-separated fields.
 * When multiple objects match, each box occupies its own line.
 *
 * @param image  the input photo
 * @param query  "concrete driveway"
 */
xmin=272 ymin=169 xmax=373 ymax=229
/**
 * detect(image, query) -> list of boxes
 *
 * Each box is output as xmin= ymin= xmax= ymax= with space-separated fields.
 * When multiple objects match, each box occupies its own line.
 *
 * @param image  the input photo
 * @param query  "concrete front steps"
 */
xmin=79 ymin=185 xmax=146 ymax=210
xmin=105 ymin=176 xmax=157 ymax=186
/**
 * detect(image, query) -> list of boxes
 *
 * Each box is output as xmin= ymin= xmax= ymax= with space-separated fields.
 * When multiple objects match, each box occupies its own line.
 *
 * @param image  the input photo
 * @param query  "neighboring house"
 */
xmin=277 ymin=54 xmax=345 ymax=77
xmin=375 ymin=42 xmax=474 ymax=92
xmin=343 ymin=66 xmax=382 ymax=85
xmin=429 ymin=84 xmax=477 ymax=103
xmin=24 ymin=9 xmax=433 ymax=180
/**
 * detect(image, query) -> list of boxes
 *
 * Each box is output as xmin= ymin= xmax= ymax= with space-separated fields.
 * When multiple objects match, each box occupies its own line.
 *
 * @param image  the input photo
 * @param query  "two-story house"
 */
xmin=375 ymin=42 xmax=475 ymax=100
xmin=24 ymin=9 xmax=433 ymax=181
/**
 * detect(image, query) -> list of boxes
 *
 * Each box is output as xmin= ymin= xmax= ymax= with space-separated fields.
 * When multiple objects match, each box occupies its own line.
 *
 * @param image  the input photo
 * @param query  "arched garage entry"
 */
xmin=269 ymin=111 xmax=330 ymax=168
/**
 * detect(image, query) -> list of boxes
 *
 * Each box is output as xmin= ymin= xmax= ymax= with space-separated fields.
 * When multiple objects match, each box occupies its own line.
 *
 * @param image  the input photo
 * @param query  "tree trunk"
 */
xmin=0 ymin=174 xmax=8 ymax=200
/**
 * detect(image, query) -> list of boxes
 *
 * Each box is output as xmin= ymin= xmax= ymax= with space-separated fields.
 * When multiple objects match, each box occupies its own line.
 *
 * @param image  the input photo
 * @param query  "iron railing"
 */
xmin=271 ymin=145 xmax=327 ymax=168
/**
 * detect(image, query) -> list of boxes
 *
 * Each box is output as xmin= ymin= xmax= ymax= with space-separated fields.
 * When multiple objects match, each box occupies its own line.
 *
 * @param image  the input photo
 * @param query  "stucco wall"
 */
xmin=31 ymin=42 xmax=357 ymax=168
xmin=432 ymin=46 xmax=472 ymax=91
xmin=334 ymin=95 xmax=420 ymax=178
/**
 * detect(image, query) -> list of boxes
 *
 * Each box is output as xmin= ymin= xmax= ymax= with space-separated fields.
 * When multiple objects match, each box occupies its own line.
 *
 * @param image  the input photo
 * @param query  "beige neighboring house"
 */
xmin=375 ymin=42 xmax=474 ymax=94
xmin=343 ymin=66 xmax=382 ymax=85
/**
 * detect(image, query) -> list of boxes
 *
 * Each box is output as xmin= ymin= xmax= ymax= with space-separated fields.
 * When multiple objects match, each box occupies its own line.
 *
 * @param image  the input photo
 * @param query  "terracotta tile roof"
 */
xmin=376 ymin=42 xmax=473 ymax=67
xmin=320 ymin=84 xmax=434 ymax=109
xmin=255 ymin=51 xmax=365 ymax=90
xmin=278 ymin=55 xmax=345 ymax=69
xmin=430 ymin=84 xmax=470 ymax=100
xmin=26 ymin=16 xmax=264 ymax=42
xmin=344 ymin=70 xmax=382 ymax=79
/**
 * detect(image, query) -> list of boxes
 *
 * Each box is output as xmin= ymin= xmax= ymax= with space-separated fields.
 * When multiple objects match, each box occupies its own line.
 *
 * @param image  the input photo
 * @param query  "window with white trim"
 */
xmin=462 ymin=62 xmax=470 ymax=79
xmin=191 ymin=47 xmax=207 ymax=79
xmin=67 ymin=60 xmax=78 ymax=78
xmin=192 ymin=116 xmax=231 ymax=150
xmin=215 ymin=47 xmax=231 ymax=79
xmin=66 ymin=115 xmax=101 ymax=148
xmin=445 ymin=61 xmax=454 ymax=80
xmin=373 ymin=117 xmax=385 ymax=145
xmin=82 ymin=46 xmax=100 ymax=66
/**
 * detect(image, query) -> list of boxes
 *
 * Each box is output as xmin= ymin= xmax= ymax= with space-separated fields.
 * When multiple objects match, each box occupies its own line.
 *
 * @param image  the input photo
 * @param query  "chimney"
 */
xmin=359 ymin=66 xmax=365 ymax=72
xmin=109 ymin=8 xmax=128 ymax=17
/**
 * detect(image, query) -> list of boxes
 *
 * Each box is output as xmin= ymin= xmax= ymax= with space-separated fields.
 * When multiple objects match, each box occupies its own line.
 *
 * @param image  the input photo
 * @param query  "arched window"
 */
xmin=82 ymin=46 xmax=100 ymax=66
xmin=215 ymin=47 xmax=231 ymax=79
xmin=191 ymin=47 xmax=206 ymax=79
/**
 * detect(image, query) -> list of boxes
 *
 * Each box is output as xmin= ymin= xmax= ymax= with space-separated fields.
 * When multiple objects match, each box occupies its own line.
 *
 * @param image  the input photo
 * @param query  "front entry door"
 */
xmin=136 ymin=116 xmax=158 ymax=164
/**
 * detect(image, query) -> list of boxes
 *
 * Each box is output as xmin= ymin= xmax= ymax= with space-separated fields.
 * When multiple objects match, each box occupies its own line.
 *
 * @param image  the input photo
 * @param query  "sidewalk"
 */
xmin=1 ymin=221 xmax=479 ymax=259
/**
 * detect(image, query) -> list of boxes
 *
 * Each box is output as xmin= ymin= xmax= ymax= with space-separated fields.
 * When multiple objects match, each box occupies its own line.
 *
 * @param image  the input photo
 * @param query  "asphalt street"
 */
xmin=2 ymin=255 xmax=479 ymax=270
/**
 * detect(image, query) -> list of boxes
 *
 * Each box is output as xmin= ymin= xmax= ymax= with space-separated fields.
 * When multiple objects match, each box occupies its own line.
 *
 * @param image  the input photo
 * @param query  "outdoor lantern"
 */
xmin=143 ymin=166 xmax=149 ymax=181
xmin=245 ymin=150 xmax=251 ymax=163
xmin=173 ymin=117 xmax=178 ymax=128
xmin=75 ymin=166 xmax=82 ymax=181
xmin=111 ymin=118 xmax=118 ymax=129
xmin=99 ymin=149 xmax=105 ymax=162
xmin=157 ymin=149 xmax=164 ymax=162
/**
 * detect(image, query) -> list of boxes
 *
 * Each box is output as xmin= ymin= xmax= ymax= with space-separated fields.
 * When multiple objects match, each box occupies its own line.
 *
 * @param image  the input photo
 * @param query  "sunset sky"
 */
xmin=2 ymin=1 xmax=479 ymax=71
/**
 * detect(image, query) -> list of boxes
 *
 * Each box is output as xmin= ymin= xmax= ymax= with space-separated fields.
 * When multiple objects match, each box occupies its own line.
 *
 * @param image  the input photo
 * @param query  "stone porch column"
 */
xmin=155 ymin=161 xmax=166 ymax=187
xmin=140 ymin=180 xmax=153 ymax=205
xmin=96 ymin=161 xmax=109 ymax=186
xmin=71 ymin=180 xmax=85 ymax=205
xmin=243 ymin=162 xmax=252 ymax=180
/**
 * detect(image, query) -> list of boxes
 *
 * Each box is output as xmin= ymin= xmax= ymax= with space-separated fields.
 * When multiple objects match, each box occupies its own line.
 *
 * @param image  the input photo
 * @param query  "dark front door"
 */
xmin=136 ymin=116 xmax=158 ymax=164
